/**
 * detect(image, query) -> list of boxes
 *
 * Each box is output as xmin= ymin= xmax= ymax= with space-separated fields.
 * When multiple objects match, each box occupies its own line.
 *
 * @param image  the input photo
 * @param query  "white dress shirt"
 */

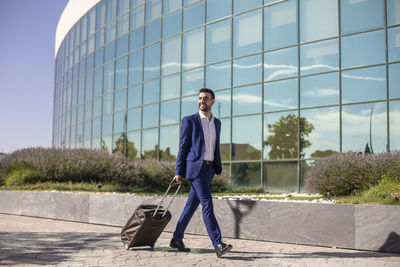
xmin=199 ymin=111 xmax=216 ymax=161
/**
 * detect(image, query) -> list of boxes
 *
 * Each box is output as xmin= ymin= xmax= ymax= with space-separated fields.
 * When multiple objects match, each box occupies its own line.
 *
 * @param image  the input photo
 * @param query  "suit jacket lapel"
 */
xmin=194 ymin=113 xmax=205 ymax=144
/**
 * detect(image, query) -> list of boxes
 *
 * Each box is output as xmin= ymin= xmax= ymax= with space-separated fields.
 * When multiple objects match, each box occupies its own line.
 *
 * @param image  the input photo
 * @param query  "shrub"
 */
xmin=305 ymin=151 xmax=400 ymax=196
xmin=362 ymin=175 xmax=400 ymax=200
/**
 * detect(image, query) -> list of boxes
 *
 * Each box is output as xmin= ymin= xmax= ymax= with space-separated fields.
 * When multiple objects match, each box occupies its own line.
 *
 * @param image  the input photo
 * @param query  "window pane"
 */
xmin=130 ymin=27 xmax=144 ymax=51
xmin=105 ymin=21 xmax=116 ymax=43
xmin=160 ymin=99 xmax=180 ymax=125
xmin=264 ymin=0 xmax=297 ymax=50
xmin=206 ymin=61 xmax=231 ymax=90
xmin=116 ymin=34 xmax=129 ymax=57
xmin=214 ymin=89 xmax=231 ymax=118
xmin=161 ymin=74 xmax=180 ymax=100
xmin=88 ymin=8 xmax=96 ymax=35
xmin=264 ymin=79 xmax=298 ymax=112
xmin=115 ymin=56 xmax=128 ymax=90
xmin=113 ymin=132 xmax=126 ymax=154
xmin=105 ymin=0 xmax=117 ymax=23
xmin=145 ymin=19 xmax=161 ymax=45
xmin=389 ymin=63 xmax=400 ymax=99
xmin=182 ymin=68 xmax=204 ymax=96
xmin=341 ymin=30 xmax=386 ymax=69
xmin=342 ymin=66 xmax=386 ymax=104
xmin=78 ymin=79 xmax=85 ymax=104
xmin=93 ymin=117 xmax=101 ymax=137
xmin=233 ymin=54 xmax=262 ymax=87
xmin=77 ymin=122 xmax=84 ymax=147
xmin=183 ymin=28 xmax=204 ymax=70
xmin=127 ymin=130 xmax=141 ymax=160
xmin=160 ymin=125 xmax=179 ymax=160
xmin=102 ymin=114 xmax=113 ymax=135
xmin=114 ymin=89 xmax=127 ymax=111
xmin=163 ymin=0 xmax=182 ymax=14
xmin=388 ymin=26 xmax=400 ymax=62
xmin=118 ymin=0 xmax=130 ymax=16
xmin=388 ymin=0 xmax=400 ymax=26
xmin=342 ymin=102 xmax=387 ymax=153
xmin=146 ymin=0 xmax=162 ymax=22
xmin=95 ymin=47 xmax=104 ymax=67
xmin=128 ymin=84 xmax=142 ymax=108
xmin=84 ymin=101 xmax=92 ymax=120
xmin=234 ymin=0 xmax=261 ymax=14
xmin=264 ymin=47 xmax=297 ymax=82
xmin=300 ymin=72 xmax=339 ymax=108
xmin=181 ymin=95 xmax=198 ymax=117
xmin=163 ymin=11 xmax=182 ymax=38
xmin=233 ymin=84 xmax=261 ymax=116
xmin=144 ymin=43 xmax=161 ymax=80
xmin=96 ymin=2 xmax=105 ymax=30
xmin=206 ymin=0 xmax=231 ymax=23
xmin=93 ymin=97 xmax=102 ymax=117
xmin=300 ymin=39 xmax=339 ymax=75
xmin=390 ymin=100 xmax=400 ymax=151
xmin=142 ymin=128 xmax=159 ymax=158
xmin=128 ymin=107 xmax=141 ymax=130
xmin=113 ymin=110 xmax=126 ymax=133
xmin=264 ymin=161 xmax=298 ymax=192
xmin=300 ymin=0 xmax=338 ymax=42
xmin=183 ymin=1 xmax=204 ymax=31
xmin=103 ymin=93 xmax=114 ymax=114
xmin=117 ymin=13 xmax=130 ymax=37
xmin=143 ymin=104 xmax=159 ymax=128
xmin=232 ymin=114 xmax=261 ymax=160
xmin=128 ymin=50 xmax=143 ymax=85
xmin=130 ymin=5 xmax=145 ymax=30
xmin=300 ymin=107 xmax=339 ymax=158
xmin=219 ymin=117 xmax=230 ymax=161
xmin=95 ymin=28 xmax=105 ymax=49
xmin=162 ymin=36 xmax=181 ymax=75
xmin=341 ymin=0 xmax=384 ymax=34
xmin=233 ymin=9 xmax=262 ymax=57
xmin=232 ymin=162 xmax=261 ymax=187
xmin=104 ymin=40 xmax=115 ymax=63
xmin=143 ymin=79 xmax=159 ymax=104
xmin=84 ymin=120 xmax=92 ymax=140
xmin=206 ymin=19 xmax=231 ymax=64
xmin=86 ymin=53 xmax=94 ymax=72
xmin=85 ymin=72 xmax=93 ymax=101
xmin=103 ymin=61 xmax=115 ymax=93
xmin=264 ymin=111 xmax=298 ymax=160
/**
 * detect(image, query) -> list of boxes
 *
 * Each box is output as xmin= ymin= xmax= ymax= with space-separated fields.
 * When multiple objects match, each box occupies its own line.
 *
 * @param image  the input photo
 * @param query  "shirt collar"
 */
xmin=199 ymin=110 xmax=214 ymax=121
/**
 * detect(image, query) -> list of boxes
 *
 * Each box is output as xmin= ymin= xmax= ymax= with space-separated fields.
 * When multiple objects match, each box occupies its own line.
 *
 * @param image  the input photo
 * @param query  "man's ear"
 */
xmin=212 ymin=99 xmax=215 ymax=105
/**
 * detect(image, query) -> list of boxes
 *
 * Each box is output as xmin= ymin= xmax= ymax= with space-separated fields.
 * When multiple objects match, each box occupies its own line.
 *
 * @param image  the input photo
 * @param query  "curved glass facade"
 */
xmin=53 ymin=0 xmax=400 ymax=192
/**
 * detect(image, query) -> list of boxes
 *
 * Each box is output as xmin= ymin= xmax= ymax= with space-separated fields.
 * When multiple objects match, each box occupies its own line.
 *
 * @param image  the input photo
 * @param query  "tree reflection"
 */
xmin=310 ymin=149 xmax=336 ymax=158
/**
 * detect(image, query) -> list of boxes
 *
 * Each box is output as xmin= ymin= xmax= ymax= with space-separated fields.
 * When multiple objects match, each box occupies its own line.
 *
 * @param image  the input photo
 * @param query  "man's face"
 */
xmin=198 ymin=92 xmax=215 ymax=112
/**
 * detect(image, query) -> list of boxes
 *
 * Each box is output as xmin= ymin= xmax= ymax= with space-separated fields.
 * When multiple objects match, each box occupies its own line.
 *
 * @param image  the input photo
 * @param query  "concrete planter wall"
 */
xmin=0 ymin=190 xmax=399 ymax=253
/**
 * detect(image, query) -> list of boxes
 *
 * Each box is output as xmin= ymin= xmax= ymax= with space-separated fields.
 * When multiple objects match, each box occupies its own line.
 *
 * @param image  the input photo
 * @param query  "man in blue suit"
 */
xmin=170 ymin=88 xmax=233 ymax=257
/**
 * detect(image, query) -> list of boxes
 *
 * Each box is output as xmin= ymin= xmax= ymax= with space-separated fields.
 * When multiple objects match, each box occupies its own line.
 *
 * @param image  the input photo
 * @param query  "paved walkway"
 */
xmin=0 ymin=214 xmax=399 ymax=267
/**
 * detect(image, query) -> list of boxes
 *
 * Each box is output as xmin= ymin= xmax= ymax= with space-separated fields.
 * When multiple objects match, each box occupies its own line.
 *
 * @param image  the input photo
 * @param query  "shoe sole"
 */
xmin=216 ymin=245 xmax=232 ymax=257
xmin=170 ymin=244 xmax=190 ymax=252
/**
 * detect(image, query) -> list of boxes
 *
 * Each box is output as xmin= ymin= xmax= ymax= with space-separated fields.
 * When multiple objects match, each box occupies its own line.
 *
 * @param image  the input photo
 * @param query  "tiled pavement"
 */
xmin=0 ymin=214 xmax=399 ymax=266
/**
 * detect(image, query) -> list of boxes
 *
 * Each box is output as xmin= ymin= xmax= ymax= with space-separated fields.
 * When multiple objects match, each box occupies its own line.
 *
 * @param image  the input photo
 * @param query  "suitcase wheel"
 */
xmin=124 ymin=243 xmax=130 ymax=250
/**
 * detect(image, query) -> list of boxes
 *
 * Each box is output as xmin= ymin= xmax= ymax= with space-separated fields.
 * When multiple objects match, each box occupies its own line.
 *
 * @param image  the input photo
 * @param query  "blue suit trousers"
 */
xmin=173 ymin=163 xmax=222 ymax=248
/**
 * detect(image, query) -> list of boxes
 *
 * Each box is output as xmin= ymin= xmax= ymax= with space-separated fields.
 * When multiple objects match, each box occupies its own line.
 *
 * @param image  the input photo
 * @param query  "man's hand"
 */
xmin=172 ymin=175 xmax=183 ymax=185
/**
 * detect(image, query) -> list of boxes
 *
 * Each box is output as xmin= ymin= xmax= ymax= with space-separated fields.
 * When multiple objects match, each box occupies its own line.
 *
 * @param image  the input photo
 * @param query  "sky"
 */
xmin=0 ymin=0 xmax=69 ymax=153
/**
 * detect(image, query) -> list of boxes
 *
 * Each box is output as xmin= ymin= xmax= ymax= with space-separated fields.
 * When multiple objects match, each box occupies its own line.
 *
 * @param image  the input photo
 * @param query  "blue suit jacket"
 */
xmin=175 ymin=113 xmax=222 ymax=179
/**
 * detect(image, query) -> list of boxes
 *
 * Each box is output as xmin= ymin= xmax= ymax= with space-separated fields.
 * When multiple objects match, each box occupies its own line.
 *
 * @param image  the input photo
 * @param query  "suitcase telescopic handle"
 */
xmin=153 ymin=179 xmax=181 ymax=218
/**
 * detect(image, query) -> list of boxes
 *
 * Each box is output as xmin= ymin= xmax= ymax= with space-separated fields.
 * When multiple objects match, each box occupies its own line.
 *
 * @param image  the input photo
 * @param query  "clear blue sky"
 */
xmin=0 ymin=0 xmax=69 ymax=153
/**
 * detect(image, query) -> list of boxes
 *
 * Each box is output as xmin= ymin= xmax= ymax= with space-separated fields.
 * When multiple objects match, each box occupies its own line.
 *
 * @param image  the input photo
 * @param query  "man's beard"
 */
xmin=199 ymin=103 xmax=209 ymax=112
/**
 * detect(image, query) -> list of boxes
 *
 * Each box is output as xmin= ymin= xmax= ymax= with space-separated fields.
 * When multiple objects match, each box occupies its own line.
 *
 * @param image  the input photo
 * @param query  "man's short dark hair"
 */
xmin=199 ymin=88 xmax=215 ymax=100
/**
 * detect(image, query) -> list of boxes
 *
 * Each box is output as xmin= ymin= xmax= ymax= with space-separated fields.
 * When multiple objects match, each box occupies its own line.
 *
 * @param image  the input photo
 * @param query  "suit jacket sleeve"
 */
xmin=175 ymin=116 xmax=192 ymax=177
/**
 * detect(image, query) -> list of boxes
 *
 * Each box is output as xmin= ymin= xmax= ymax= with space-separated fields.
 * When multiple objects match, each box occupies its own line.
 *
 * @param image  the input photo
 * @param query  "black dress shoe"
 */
xmin=215 ymin=242 xmax=232 ymax=257
xmin=170 ymin=239 xmax=190 ymax=252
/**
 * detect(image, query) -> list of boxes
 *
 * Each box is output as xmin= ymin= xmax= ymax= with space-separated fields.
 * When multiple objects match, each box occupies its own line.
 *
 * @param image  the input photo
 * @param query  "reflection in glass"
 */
xmin=103 ymin=93 xmax=113 ymax=114
xmin=182 ymin=68 xmax=204 ymax=96
xmin=113 ymin=132 xmax=127 ymax=154
xmin=181 ymin=96 xmax=198 ymax=118
xmin=128 ymin=84 xmax=142 ymax=108
xmin=388 ymin=0 xmax=400 ymax=26
xmin=206 ymin=19 xmax=231 ymax=64
xmin=103 ymin=62 xmax=114 ymax=93
xmin=93 ymin=97 xmax=102 ymax=118
xmin=264 ymin=78 xmax=298 ymax=112
xmin=340 ymin=0 xmax=384 ymax=34
xmin=183 ymin=1 xmax=204 ymax=31
xmin=233 ymin=84 xmax=261 ymax=116
xmin=300 ymin=107 xmax=339 ymax=158
xmin=145 ymin=19 xmax=161 ymax=45
xmin=207 ymin=0 xmax=231 ymax=23
xmin=95 ymin=29 xmax=105 ymax=50
xmin=233 ymin=54 xmax=262 ymax=87
xmin=146 ymin=0 xmax=162 ymax=22
xmin=130 ymin=4 xmax=145 ymax=30
xmin=264 ymin=0 xmax=297 ymax=50
xmin=101 ymin=135 xmax=112 ymax=153
xmin=264 ymin=161 xmax=298 ymax=192
xmin=102 ymin=114 xmax=113 ymax=135
xmin=234 ymin=0 xmax=261 ymax=14
xmin=341 ymin=30 xmax=385 ymax=69
xmin=300 ymin=72 xmax=339 ymax=108
xmin=128 ymin=50 xmax=143 ymax=85
xmin=163 ymin=11 xmax=182 ymax=38
xmin=388 ymin=27 xmax=400 ymax=62
xmin=115 ymin=56 xmax=128 ymax=90
xmin=117 ymin=13 xmax=129 ymax=37
xmin=342 ymin=102 xmax=387 ymax=153
xmin=390 ymin=101 xmax=400 ymax=151
xmin=232 ymin=115 xmax=261 ymax=160
xmin=143 ymin=79 xmax=159 ymax=104
xmin=84 ymin=101 xmax=92 ymax=120
xmin=219 ymin=117 xmax=231 ymax=161
xmin=114 ymin=89 xmax=127 ymax=111
xmin=214 ymin=89 xmax=231 ymax=118
xmin=300 ymin=0 xmax=338 ymax=42
xmin=142 ymin=128 xmax=159 ymax=158
xmin=95 ymin=47 xmax=104 ymax=67
xmin=232 ymin=162 xmax=261 ymax=187
xmin=105 ymin=21 xmax=116 ymax=43
xmin=142 ymin=104 xmax=159 ymax=128
xmin=300 ymin=39 xmax=338 ymax=75
xmin=77 ymin=123 xmax=84 ymax=147
xmin=233 ymin=9 xmax=262 ymax=57
xmin=161 ymin=74 xmax=180 ymax=100
xmin=183 ymin=28 xmax=204 ymax=70
xmin=93 ymin=117 xmax=101 ymax=137
xmin=342 ymin=66 xmax=386 ymax=104
xmin=163 ymin=0 xmax=181 ymax=14
xmin=161 ymin=99 xmax=180 ymax=125
xmin=104 ymin=40 xmax=115 ymax=62
xmin=127 ymin=107 xmax=141 ymax=130
xmin=118 ymin=0 xmax=130 ymax=16
xmin=85 ymin=72 xmax=93 ymax=101
xmin=84 ymin=120 xmax=92 ymax=140
xmin=144 ymin=43 xmax=161 ymax=80
xmin=389 ymin=63 xmax=400 ymax=99
xmin=264 ymin=47 xmax=297 ymax=82
xmin=162 ymin=36 xmax=181 ymax=75
xmin=127 ymin=130 xmax=141 ymax=160
xmin=206 ymin=61 xmax=231 ymax=90
xmin=160 ymin=125 xmax=179 ymax=160
xmin=116 ymin=34 xmax=129 ymax=57
xmin=263 ymin=111 xmax=298 ymax=160
xmin=114 ymin=110 xmax=126 ymax=133
xmin=129 ymin=27 xmax=144 ymax=51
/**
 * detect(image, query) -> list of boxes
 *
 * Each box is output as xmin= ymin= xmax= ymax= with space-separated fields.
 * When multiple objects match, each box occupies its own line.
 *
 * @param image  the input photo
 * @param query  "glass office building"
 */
xmin=53 ymin=0 xmax=400 ymax=192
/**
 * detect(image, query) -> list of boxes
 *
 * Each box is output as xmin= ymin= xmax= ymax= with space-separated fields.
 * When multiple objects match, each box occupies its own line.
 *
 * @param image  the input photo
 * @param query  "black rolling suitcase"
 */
xmin=121 ymin=181 xmax=181 ymax=250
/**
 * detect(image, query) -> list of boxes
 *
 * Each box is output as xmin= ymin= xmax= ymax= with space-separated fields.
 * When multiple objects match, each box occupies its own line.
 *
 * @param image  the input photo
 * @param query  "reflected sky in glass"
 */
xmin=114 ymin=89 xmax=127 ymax=111
xmin=103 ymin=93 xmax=113 ymax=114
xmin=233 ymin=9 xmax=262 ymax=57
xmin=129 ymin=27 xmax=144 ymax=51
xmin=183 ymin=1 xmax=204 ymax=31
xmin=145 ymin=19 xmax=161 ymax=45
xmin=388 ymin=0 xmax=400 ymax=26
xmin=214 ymin=89 xmax=231 ymax=118
xmin=233 ymin=84 xmax=261 ymax=116
xmin=160 ymin=99 xmax=180 ymax=125
xmin=264 ymin=78 xmax=298 ymax=112
xmin=102 ymin=114 xmax=113 ymax=135
xmin=300 ymin=72 xmax=339 ymax=108
xmin=183 ymin=28 xmax=204 ymax=70
xmin=144 ymin=43 xmax=161 ymax=80
xmin=128 ymin=50 xmax=143 ymax=85
xmin=162 ymin=36 xmax=181 ymax=75
xmin=206 ymin=19 xmax=231 ymax=64
xmin=182 ymin=68 xmax=204 ymax=96
xmin=113 ymin=110 xmax=126 ymax=133
xmin=388 ymin=26 xmax=400 ymax=62
xmin=390 ymin=100 xmax=400 ymax=151
xmin=143 ymin=79 xmax=159 ymax=104
xmin=232 ymin=114 xmax=261 ymax=160
xmin=207 ymin=0 xmax=231 ymax=23
xmin=233 ymin=54 xmax=262 ymax=87
xmin=181 ymin=95 xmax=198 ymax=117
xmin=142 ymin=103 xmax=159 ymax=128
xmin=389 ymin=63 xmax=400 ymax=99
xmin=128 ymin=84 xmax=142 ymax=108
xmin=161 ymin=74 xmax=180 ymax=100
xmin=300 ymin=39 xmax=338 ymax=75
xmin=127 ymin=107 xmax=141 ymax=130
xmin=206 ymin=61 xmax=231 ymax=90
xmin=163 ymin=10 xmax=182 ymax=38
xmin=160 ymin=125 xmax=179 ymax=158
xmin=264 ymin=47 xmax=297 ymax=82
